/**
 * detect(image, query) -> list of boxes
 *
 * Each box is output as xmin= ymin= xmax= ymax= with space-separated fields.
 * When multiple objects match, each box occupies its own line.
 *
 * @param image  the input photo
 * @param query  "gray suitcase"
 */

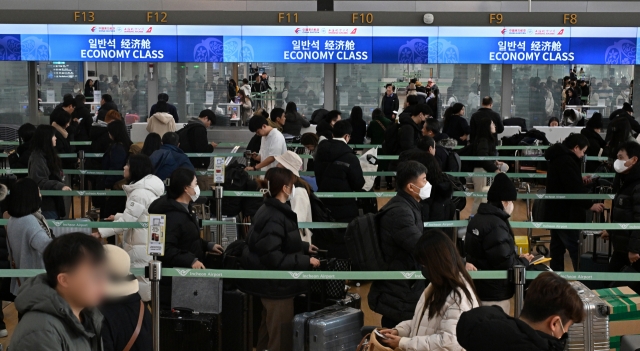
xmin=566 ymin=281 xmax=610 ymax=351
xmin=293 ymin=305 xmax=363 ymax=351
xmin=621 ymin=335 xmax=640 ymax=351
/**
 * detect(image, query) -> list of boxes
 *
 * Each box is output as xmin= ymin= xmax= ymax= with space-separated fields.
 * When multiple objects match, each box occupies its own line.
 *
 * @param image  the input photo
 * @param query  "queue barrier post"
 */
xmin=512 ymin=265 xmax=526 ymax=318
xmin=150 ymin=258 xmax=162 ymax=351
xmin=581 ymin=155 xmax=587 ymax=173
xmin=78 ymin=150 xmax=85 ymax=218
xmin=215 ymin=185 xmax=223 ymax=246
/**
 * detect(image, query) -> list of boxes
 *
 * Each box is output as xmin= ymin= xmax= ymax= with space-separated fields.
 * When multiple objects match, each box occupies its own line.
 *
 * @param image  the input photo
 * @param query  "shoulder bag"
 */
xmin=122 ymin=300 xmax=145 ymax=351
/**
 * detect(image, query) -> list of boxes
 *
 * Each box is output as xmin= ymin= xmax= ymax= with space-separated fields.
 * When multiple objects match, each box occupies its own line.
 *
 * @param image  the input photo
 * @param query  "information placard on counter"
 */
xmin=147 ymin=214 xmax=166 ymax=256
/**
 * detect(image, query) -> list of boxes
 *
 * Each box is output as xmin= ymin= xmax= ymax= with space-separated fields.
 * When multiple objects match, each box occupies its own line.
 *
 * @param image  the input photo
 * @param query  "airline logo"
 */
xmin=503 ymin=28 xmax=567 ymax=36
xmin=90 ymin=26 xmax=116 ymax=33
xmin=294 ymin=27 xmax=320 ymax=34
xmin=289 ymin=272 xmax=304 ymax=279
xmin=175 ymin=269 xmax=191 ymax=277
xmin=400 ymin=272 xmax=416 ymax=279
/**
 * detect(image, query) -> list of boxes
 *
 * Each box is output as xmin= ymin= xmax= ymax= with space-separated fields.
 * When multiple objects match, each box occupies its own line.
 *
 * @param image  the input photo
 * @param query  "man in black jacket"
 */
xmin=544 ymin=134 xmax=604 ymax=271
xmin=607 ymin=102 xmax=640 ymax=141
xmin=398 ymin=104 xmax=432 ymax=154
xmin=97 ymin=94 xmax=118 ymax=121
xmin=178 ymin=110 xmax=218 ymax=189
xmin=314 ymin=120 xmax=364 ymax=257
xmin=457 ymin=272 xmax=584 ymax=351
xmin=369 ymin=161 xmax=428 ymax=328
xmin=380 ymin=83 xmax=399 ymax=119
xmin=607 ymin=142 xmax=640 ymax=286
xmin=469 ymin=96 xmax=504 ymax=141
xmin=149 ymin=93 xmax=179 ymax=123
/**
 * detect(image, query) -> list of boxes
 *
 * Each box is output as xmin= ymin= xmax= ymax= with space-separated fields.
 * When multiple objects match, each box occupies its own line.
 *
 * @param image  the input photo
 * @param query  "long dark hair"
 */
xmin=167 ymin=168 xmax=196 ymax=199
xmin=128 ymin=154 xmax=154 ymax=184
xmin=471 ymin=116 xmax=496 ymax=148
xmin=30 ymin=125 xmax=62 ymax=173
xmin=443 ymin=103 xmax=464 ymax=129
xmin=263 ymin=167 xmax=294 ymax=198
xmin=285 ymin=101 xmax=298 ymax=115
xmin=414 ymin=230 xmax=478 ymax=319
xmin=349 ymin=106 xmax=364 ymax=124
xmin=141 ymin=133 xmax=162 ymax=156
xmin=107 ymin=120 xmax=132 ymax=149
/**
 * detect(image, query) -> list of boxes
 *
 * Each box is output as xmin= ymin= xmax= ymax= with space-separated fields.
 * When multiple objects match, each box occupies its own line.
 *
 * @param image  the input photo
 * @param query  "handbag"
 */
xmin=122 ymin=300 xmax=145 ymax=351
xmin=356 ymin=331 xmax=395 ymax=351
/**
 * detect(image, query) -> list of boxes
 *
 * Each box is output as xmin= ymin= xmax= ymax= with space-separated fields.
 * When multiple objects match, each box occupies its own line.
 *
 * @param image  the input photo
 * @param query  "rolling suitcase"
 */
xmin=293 ymin=305 xmax=364 ymax=351
xmin=579 ymin=209 xmax=612 ymax=289
xmin=566 ymin=281 xmax=610 ymax=351
xmin=621 ymin=335 xmax=640 ymax=351
xmin=221 ymin=289 xmax=253 ymax=351
xmin=160 ymin=310 xmax=219 ymax=351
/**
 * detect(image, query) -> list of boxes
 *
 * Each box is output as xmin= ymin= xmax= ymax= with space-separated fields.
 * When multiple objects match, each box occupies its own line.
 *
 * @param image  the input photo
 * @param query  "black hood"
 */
xmin=544 ymin=143 xmax=576 ymax=162
xmin=431 ymin=178 xmax=453 ymax=198
xmin=316 ymin=139 xmax=354 ymax=161
xmin=148 ymin=195 xmax=189 ymax=215
xmin=457 ymin=306 xmax=567 ymax=351
xmin=476 ymin=202 xmax=511 ymax=221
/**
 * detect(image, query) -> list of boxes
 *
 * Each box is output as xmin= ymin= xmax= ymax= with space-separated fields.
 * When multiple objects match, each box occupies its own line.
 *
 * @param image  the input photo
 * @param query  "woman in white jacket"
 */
xmin=96 ymin=154 xmax=165 ymax=301
xmin=275 ymin=151 xmax=313 ymax=243
xmin=381 ymin=229 xmax=479 ymax=351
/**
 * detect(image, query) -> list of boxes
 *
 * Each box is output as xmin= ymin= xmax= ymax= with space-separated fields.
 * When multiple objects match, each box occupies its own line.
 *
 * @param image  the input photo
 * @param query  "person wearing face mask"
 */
xmin=398 ymin=104 xmax=432 ymax=154
xmin=465 ymin=173 xmax=532 ymax=313
xmin=379 ymin=230 xmax=479 ymax=351
xmin=241 ymin=167 xmax=320 ymax=351
xmin=603 ymin=142 xmax=640 ymax=285
xmin=544 ymin=134 xmax=604 ymax=271
xmin=147 ymin=168 xmax=223 ymax=306
xmin=369 ymin=161 xmax=430 ymax=328
xmin=457 ymin=272 xmax=584 ymax=351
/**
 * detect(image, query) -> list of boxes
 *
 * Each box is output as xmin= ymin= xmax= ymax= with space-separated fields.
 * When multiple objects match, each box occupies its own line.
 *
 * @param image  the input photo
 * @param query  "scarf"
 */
xmin=33 ymin=210 xmax=54 ymax=239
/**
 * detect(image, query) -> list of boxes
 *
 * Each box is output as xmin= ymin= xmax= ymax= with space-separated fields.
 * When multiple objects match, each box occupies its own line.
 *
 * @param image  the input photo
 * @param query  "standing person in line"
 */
xmin=178 ymin=110 xmax=218 ymax=189
xmin=149 ymin=93 xmax=179 ymax=123
xmin=103 ymin=120 xmax=132 ymax=191
xmin=367 ymin=108 xmax=393 ymax=190
xmin=468 ymin=117 xmax=503 ymax=215
xmin=84 ymin=79 xmax=95 ymax=101
xmin=246 ymin=115 xmax=287 ymax=172
xmin=381 ymin=83 xmax=400 ymax=119
xmin=283 ymin=102 xmax=310 ymax=136
xmin=240 ymin=78 xmax=252 ymax=97
xmin=275 ymin=151 xmax=314 ymax=242
xmin=379 ymin=230 xmax=479 ymax=351
xmin=398 ymin=104 xmax=432 ymax=153
xmin=99 ymin=245 xmax=153 ymax=351
xmin=469 ymin=96 xmax=504 ymax=141
xmin=6 ymin=178 xmax=54 ymax=297
xmin=146 ymin=99 xmax=177 ymax=138
xmin=28 ymin=125 xmax=72 ymax=219
xmin=97 ymin=154 xmax=164 ymax=301
xmin=316 ymin=110 xmax=342 ymax=140
xmin=370 ymin=161 xmax=429 ymax=328
xmin=241 ymin=167 xmax=320 ymax=351
xmin=545 ymin=134 xmax=604 ymax=271
xmin=149 ymin=132 xmax=194 ymax=182
xmin=238 ymin=90 xmax=253 ymax=125
xmin=442 ymin=103 xmax=470 ymax=146
xmin=347 ymin=106 xmax=367 ymax=145
xmin=465 ymin=173 xmax=532 ymax=313
xmin=148 ymin=168 xmax=223 ymax=306
xmin=228 ymin=78 xmax=238 ymax=102
xmin=10 ymin=233 xmax=107 ymax=351
xmin=140 ymin=132 xmax=162 ymax=157
xmin=268 ymin=107 xmax=287 ymax=132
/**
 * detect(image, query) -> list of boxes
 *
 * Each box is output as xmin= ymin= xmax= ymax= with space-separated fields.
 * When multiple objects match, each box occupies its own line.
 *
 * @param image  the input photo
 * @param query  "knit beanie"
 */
xmin=623 ymin=102 xmax=633 ymax=113
xmin=586 ymin=112 xmax=603 ymax=129
xmin=487 ymin=173 xmax=518 ymax=202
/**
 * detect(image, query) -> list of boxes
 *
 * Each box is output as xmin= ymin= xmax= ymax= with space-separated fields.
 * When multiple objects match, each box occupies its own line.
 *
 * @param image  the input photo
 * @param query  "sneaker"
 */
xmin=0 ymin=329 xmax=8 ymax=337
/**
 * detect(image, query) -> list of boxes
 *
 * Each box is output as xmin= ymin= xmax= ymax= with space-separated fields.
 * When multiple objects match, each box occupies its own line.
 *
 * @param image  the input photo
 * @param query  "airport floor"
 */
xmin=0 ymin=195 xmax=575 ymax=347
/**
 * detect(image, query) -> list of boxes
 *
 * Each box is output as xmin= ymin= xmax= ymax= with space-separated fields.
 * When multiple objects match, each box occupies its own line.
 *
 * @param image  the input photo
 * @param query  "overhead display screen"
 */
xmin=0 ymin=24 xmax=638 ymax=64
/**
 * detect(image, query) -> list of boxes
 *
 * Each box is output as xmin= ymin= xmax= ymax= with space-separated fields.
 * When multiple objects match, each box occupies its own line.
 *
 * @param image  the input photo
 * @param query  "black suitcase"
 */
xmin=160 ymin=310 xmax=219 ymax=351
xmin=221 ymin=289 xmax=253 ymax=351
xmin=579 ymin=209 xmax=612 ymax=290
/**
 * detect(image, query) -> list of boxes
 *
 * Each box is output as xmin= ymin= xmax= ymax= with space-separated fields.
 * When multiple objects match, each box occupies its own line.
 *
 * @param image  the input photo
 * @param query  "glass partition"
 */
xmin=0 ymin=61 xmax=30 ymax=125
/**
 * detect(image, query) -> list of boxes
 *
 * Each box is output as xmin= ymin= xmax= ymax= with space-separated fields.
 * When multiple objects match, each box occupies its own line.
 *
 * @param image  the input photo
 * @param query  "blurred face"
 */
xmin=123 ymin=163 xmax=130 ymax=179
xmin=386 ymin=86 xmax=393 ymax=95
xmin=185 ymin=176 xmax=198 ymax=197
xmin=490 ymin=121 xmax=496 ymax=134
xmin=460 ymin=107 xmax=465 ymax=116
xmin=331 ymin=115 xmax=341 ymax=126
xmin=617 ymin=149 xmax=638 ymax=170
xmin=572 ymin=145 xmax=588 ymax=159
xmin=428 ymin=146 xmax=436 ymax=156
xmin=276 ymin=113 xmax=286 ymax=126
xmin=58 ymin=256 xmax=107 ymax=309
xmin=51 ymin=135 xmax=57 ymax=147
xmin=63 ymin=104 xmax=75 ymax=114
xmin=199 ymin=116 xmax=211 ymax=128
xmin=305 ymin=144 xmax=316 ymax=152
xmin=550 ymin=120 xmax=559 ymax=127
xmin=88 ymin=80 xmax=93 ymax=87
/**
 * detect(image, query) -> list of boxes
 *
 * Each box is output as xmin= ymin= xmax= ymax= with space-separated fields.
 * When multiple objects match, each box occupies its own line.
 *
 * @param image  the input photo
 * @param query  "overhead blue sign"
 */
xmin=371 ymin=27 xmax=436 ymax=63
xmin=176 ymin=26 xmax=242 ymax=62
xmin=570 ymin=27 xmax=637 ymax=65
xmin=0 ymin=25 xmax=49 ymax=61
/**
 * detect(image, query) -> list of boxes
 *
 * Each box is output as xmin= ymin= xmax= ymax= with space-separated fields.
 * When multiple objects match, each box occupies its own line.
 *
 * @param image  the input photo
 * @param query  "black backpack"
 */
xmin=442 ymin=147 xmax=461 ymax=173
xmin=309 ymin=192 xmax=342 ymax=248
xmin=381 ymin=123 xmax=401 ymax=155
xmin=344 ymin=209 xmax=389 ymax=271
xmin=446 ymin=174 xmax=467 ymax=212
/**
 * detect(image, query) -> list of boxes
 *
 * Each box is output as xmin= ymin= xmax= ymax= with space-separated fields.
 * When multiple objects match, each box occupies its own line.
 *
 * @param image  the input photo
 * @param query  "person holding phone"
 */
xmin=379 ymin=230 xmax=479 ymax=350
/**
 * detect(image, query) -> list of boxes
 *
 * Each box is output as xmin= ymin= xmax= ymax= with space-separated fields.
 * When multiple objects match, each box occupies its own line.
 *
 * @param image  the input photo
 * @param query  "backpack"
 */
xmin=446 ymin=174 xmax=467 ymax=212
xmin=381 ymin=123 xmax=401 ymax=155
xmin=455 ymin=144 xmax=474 ymax=172
xmin=308 ymin=192 xmax=343 ymax=249
xmin=442 ymin=147 xmax=461 ymax=173
xmin=344 ymin=211 xmax=388 ymax=271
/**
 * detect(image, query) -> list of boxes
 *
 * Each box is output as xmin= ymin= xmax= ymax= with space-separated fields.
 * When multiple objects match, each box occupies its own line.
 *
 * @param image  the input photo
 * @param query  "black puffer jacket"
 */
xmin=89 ymin=122 xmax=112 ymax=169
xmin=581 ymin=128 xmax=606 ymax=173
xmin=606 ymin=111 xmax=640 ymax=141
xmin=469 ymin=137 xmax=498 ymax=172
xmin=369 ymin=191 xmax=426 ymax=322
xmin=422 ymin=178 xmax=454 ymax=222
xmin=241 ymin=198 xmax=310 ymax=299
xmin=465 ymin=203 xmax=529 ymax=301
xmin=544 ymin=143 xmax=592 ymax=222
xmin=457 ymin=306 xmax=567 ymax=351
xmin=97 ymin=101 xmax=118 ymax=121
xmin=314 ymin=139 xmax=365 ymax=222
xmin=282 ymin=112 xmax=310 ymax=136
xmin=470 ymin=108 xmax=504 ymax=140
xmin=443 ymin=114 xmax=470 ymax=146
xmin=397 ymin=115 xmax=422 ymax=153
xmin=611 ymin=165 xmax=640 ymax=253
xmin=177 ymin=118 xmax=214 ymax=169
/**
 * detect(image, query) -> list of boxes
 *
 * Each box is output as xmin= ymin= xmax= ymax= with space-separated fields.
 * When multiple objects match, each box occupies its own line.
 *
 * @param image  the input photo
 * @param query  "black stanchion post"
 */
xmin=581 ymin=155 xmax=587 ymax=173
xmin=150 ymin=257 xmax=162 ymax=351
xmin=79 ymin=150 xmax=85 ymax=218
xmin=215 ymin=185 xmax=223 ymax=245
xmin=512 ymin=265 xmax=526 ymax=318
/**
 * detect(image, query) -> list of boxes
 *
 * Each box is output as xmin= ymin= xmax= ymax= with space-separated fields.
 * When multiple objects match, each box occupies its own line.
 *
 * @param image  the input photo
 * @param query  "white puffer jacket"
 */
xmin=98 ymin=174 xmax=165 ymax=301
xmin=395 ymin=278 xmax=479 ymax=351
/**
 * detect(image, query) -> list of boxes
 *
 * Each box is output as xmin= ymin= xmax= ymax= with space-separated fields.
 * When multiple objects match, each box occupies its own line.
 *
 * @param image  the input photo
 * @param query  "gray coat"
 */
xmin=11 ymin=274 xmax=104 ymax=351
xmin=7 ymin=215 xmax=53 ymax=295
xmin=28 ymin=150 xmax=66 ymax=215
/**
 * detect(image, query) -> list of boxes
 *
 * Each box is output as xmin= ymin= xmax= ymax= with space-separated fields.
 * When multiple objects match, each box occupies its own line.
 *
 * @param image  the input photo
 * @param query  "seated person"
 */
xmin=149 ymin=132 xmax=194 ymax=180
xmin=457 ymin=272 xmax=584 ymax=351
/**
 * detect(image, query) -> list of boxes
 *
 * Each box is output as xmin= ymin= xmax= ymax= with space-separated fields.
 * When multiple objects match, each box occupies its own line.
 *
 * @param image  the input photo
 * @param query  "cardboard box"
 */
xmin=594 ymin=287 xmax=640 ymax=317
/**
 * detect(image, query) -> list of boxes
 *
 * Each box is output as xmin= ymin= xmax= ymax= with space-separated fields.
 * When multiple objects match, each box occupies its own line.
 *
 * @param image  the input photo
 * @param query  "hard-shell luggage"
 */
xmin=221 ymin=289 xmax=253 ymax=351
xmin=160 ymin=310 xmax=219 ymax=351
xmin=293 ymin=305 xmax=364 ymax=351
xmin=566 ymin=281 xmax=610 ymax=351
xmin=579 ymin=209 xmax=612 ymax=289
xmin=331 ymin=292 xmax=361 ymax=310
xmin=621 ymin=334 xmax=640 ymax=351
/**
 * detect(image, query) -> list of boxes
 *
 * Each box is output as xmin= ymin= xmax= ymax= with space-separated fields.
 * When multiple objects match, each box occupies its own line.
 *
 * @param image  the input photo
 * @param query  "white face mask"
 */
xmin=503 ymin=201 xmax=515 ymax=215
xmin=189 ymin=185 xmax=200 ymax=202
xmin=412 ymin=182 xmax=432 ymax=200
xmin=285 ymin=185 xmax=295 ymax=202
xmin=614 ymin=159 xmax=631 ymax=173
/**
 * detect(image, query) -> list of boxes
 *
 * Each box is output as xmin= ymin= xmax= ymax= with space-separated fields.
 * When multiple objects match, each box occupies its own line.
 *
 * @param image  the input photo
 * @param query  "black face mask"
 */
xmin=421 ymin=266 xmax=430 ymax=281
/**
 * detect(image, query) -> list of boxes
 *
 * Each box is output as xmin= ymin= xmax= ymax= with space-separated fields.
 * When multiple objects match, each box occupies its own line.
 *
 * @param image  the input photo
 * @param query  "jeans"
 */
xmin=41 ymin=210 xmax=59 ymax=220
xmin=550 ymin=229 xmax=580 ymax=271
